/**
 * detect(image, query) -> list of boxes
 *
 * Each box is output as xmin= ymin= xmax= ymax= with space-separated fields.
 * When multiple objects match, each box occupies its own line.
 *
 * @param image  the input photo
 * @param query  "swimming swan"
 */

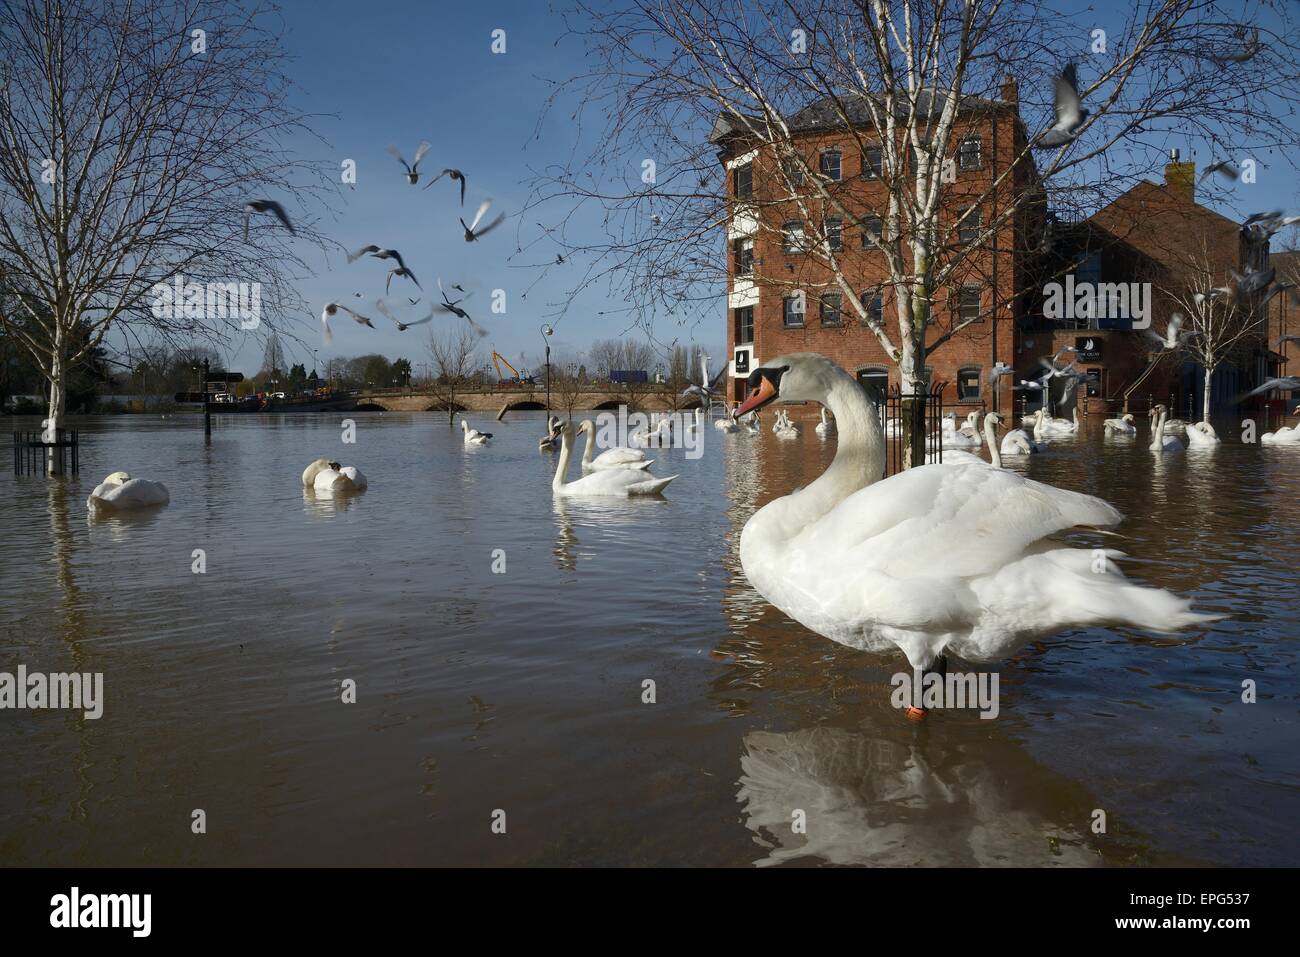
xmin=86 ymin=471 xmax=170 ymax=511
xmin=552 ymin=423 xmax=676 ymax=496
xmin=577 ymin=419 xmax=653 ymax=471
xmin=302 ymin=458 xmax=368 ymax=492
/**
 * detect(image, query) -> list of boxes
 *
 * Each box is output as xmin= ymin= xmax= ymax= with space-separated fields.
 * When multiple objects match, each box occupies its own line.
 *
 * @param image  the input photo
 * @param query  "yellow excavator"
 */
xmin=491 ymin=350 xmax=536 ymax=387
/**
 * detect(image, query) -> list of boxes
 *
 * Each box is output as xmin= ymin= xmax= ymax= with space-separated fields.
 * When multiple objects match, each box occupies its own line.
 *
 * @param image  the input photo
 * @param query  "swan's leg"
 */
xmin=904 ymin=653 xmax=948 ymax=722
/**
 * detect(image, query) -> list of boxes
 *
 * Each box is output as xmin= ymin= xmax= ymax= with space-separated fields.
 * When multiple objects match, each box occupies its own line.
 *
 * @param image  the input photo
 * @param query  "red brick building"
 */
xmin=714 ymin=88 xmax=1277 ymax=420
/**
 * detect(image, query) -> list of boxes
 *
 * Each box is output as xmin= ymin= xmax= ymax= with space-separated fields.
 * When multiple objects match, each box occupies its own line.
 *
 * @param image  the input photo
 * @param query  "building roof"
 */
xmin=709 ymin=89 xmax=1015 ymax=145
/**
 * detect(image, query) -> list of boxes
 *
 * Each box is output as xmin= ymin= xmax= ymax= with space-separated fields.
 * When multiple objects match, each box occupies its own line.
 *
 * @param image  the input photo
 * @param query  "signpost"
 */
xmin=172 ymin=359 xmax=245 ymax=439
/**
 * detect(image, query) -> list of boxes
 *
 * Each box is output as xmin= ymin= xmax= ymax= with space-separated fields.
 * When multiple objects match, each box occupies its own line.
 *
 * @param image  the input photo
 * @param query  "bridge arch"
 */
xmin=505 ymin=400 xmax=546 ymax=411
xmin=426 ymin=400 xmax=467 ymax=413
xmin=354 ymin=400 xmax=390 ymax=411
xmin=591 ymin=399 xmax=622 ymax=411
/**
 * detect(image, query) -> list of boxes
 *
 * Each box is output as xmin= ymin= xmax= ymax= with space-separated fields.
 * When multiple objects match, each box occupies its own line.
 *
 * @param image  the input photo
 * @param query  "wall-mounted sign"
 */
xmin=1075 ymin=336 xmax=1102 ymax=361
xmin=733 ymin=345 xmax=753 ymax=377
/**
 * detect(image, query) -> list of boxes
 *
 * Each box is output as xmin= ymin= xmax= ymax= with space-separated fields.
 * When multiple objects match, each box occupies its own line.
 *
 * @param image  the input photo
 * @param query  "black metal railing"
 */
xmin=13 ymin=428 xmax=79 ymax=475
xmin=882 ymin=383 xmax=947 ymax=477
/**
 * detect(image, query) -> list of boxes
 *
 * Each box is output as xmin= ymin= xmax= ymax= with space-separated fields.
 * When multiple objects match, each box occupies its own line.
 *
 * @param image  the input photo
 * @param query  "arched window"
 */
xmin=857 ymin=366 xmax=889 ymax=404
xmin=957 ymin=366 xmax=982 ymax=401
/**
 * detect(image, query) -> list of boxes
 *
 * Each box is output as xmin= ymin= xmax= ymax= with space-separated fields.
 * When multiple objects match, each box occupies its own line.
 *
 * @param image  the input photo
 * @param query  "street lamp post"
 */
xmin=539 ymin=323 xmax=553 ymax=412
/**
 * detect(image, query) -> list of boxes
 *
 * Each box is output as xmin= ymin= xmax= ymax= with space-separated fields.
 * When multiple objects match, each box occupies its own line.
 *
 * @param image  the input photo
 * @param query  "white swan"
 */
xmin=731 ymin=352 xmax=1214 ymax=691
xmin=742 ymin=411 xmax=761 ymax=434
xmin=1148 ymin=405 xmax=1184 ymax=452
xmin=999 ymin=422 xmax=1038 ymax=455
xmin=774 ymin=409 xmax=799 ymax=436
xmin=303 ymin=458 xmax=367 ymax=492
xmin=539 ymin=415 xmax=561 ymax=451
xmin=1103 ymin=413 xmax=1136 ymax=435
xmin=714 ymin=408 xmax=741 ymax=433
xmin=938 ymin=411 xmax=981 ymax=448
xmin=815 ymin=407 xmax=836 ymax=437
xmin=86 ymin=471 xmax=170 ymax=511
xmin=1184 ymin=420 xmax=1221 ymax=448
xmin=577 ymin=419 xmax=653 ymax=471
xmin=1162 ymin=417 xmax=1189 ymax=434
xmin=552 ymin=423 xmax=676 ymax=496
xmin=630 ymin=417 xmax=671 ymax=447
xmin=1037 ymin=406 xmax=1079 ymax=437
xmin=1261 ymin=421 xmax=1300 ymax=445
xmin=461 ymin=419 xmax=492 ymax=445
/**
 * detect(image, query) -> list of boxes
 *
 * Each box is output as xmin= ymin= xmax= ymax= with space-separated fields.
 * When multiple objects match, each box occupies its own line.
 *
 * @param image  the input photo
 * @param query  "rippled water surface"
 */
xmin=1 ymin=409 xmax=1297 ymax=866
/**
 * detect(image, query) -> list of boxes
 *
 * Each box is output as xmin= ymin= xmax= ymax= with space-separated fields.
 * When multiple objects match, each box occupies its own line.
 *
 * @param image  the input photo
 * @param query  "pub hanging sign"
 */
xmin=1075 ymin=336 xmax=1102 ymax=361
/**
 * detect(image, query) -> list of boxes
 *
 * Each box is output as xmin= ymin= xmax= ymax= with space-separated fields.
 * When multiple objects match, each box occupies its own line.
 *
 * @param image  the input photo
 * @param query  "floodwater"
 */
xmin=1 ymin=408 xmax=1297 ymax=867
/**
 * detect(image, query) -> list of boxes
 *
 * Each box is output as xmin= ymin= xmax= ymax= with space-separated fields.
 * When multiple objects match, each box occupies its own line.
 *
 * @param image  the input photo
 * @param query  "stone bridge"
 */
xmin=351 ymin=387 xmax=700 ymax=414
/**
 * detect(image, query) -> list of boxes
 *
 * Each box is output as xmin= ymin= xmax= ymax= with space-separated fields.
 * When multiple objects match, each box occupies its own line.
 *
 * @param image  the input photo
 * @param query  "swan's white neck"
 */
xmin=745 ymin=372 xmax=883 ymax=554
xmin=553 ymin=432 xmax=574 ymax=491
xmin=580 ymin=427 xmax=594 ymax=465
xmin=983 ymin=416 xmax=1002 ymax=469
xmin=1151 ymin=409 xmax=1166 ymax=450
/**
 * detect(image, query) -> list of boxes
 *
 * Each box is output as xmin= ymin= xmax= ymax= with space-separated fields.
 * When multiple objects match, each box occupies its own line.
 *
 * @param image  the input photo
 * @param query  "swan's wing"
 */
xmin=795 ymin=463 xmax=1120 ymax=582
xmin=593 ymin=447 xmax=647 ymax=465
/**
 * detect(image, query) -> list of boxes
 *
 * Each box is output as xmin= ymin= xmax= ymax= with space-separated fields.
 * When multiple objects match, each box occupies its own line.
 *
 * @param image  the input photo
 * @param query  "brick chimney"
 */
xmin=1164 ymin=148 xmax=1196 ymax=203
xmin=999 ymin=75 xmax=1018 ymax=106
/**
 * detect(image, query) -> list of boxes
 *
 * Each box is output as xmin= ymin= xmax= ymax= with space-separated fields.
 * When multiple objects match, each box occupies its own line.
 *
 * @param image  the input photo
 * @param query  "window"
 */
xmin=783 ymin=295 xmax=805 ymax=327
xmin=861 ymin=145 xmax=883 ymax=179
xmin=861 ymin=215 xmax=883 ymax=246
xmin=782 ymin=220 xmax=805 ymax=254
xmin=734 ymin=306 xmax=754 ymax=344
xmin=862 ymin=289 xmax=884 ymax=327
xmin=957 ymin=285 xmax=982 ymax=323
xmin=782 ymin=158 xmax=805 ymax=187
xmin=821 ymin=292 xmax=842 ymax=326
xmin=819 ymin=149 xmax=842 ymax=181
xmin=957 ymin=207 xmax=981 ymax=246
xmin=958 ymin=135 xmax=982 ymax=171
xmin=857 ymin=366 xmax=889 ymax=404
xmin=734 ymin=162 xmax=753 ymax=198
xmin=823 ymin=218 xmax=842 ymax=251
xmin=733 ymin=237 xmax=754 ymax=275
xmin=957 ymin=366 xmax=981 ymax=401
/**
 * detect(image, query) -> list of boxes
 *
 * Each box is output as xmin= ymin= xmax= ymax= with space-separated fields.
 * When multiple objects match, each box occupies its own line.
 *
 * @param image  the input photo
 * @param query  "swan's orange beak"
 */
xmin=736 ymin=375 xmax=778 ymax=417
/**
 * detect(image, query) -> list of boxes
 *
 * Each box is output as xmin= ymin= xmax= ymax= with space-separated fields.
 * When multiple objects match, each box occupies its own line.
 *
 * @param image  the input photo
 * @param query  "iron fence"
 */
xmin=13 ymin=428 xmax=79 ymax=475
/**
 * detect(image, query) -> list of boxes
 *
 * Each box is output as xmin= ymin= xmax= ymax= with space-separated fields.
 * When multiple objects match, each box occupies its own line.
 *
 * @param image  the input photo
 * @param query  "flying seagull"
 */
xmin=321 ymin=301 xmax=374 ymax=345
xmin=385 ymin=267 xmax=421 ymax=295
xmin=1145 ymin=313 xmax=1198 ymax=350
xmin=387 ymin=142 xmax=432 ymax=185
xmin=681 ymin=353 xmax=728 ymax=404
xmin=1013 ymin=379 xmax=1045 ymax=392
xmin=461 ymin=199 xmax=506 ymax=242
xmin=424 ymin=168 xmax=467 ymax=204
xmin=435 ymin=280 xmax=488 ymax=336
xmin=376 ymin=299 xmax=435 ymax=331
xmin=1193 ymin=286 xmax=1231 ymax=306
xmin=1209 ymin=27 xmax=1262 ymax=66
xmin=243 ymin=200 xmax=294 ymax=242
xmin=1035 ymin=63 xmax=1088 ymax=149
xmin=987 ymin=362 xmax=1015 ymax=385
xmin=1261 ymin=282 xmax=1299 ymax=307
xmin=1245 ymin=376 xmax=1300 ymax=398
xmin=1242 ymin=211 xmax=1300 ymax=241
xmin=1200 ymin=160 xmax=1242 ymax=184
xmin=1230 ymin=266 xmax=1276 ymax=301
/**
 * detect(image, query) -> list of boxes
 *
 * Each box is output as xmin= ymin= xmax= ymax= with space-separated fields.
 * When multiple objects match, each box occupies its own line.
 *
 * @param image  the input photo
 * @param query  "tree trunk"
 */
xmin=45 ymin=340 xmax=67 ymax=476
xmin=1201 ymin=361 xmax=1214 ymax=422
xmin=899 ymin=293 xmax=928 ymax=470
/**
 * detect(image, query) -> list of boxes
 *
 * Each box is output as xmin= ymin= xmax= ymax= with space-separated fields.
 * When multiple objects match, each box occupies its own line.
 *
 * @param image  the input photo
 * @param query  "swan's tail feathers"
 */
xmin=630 ymin=459 xmax=653 ymax=470
xmin=630 ymin=473 xmax=678 ymax=495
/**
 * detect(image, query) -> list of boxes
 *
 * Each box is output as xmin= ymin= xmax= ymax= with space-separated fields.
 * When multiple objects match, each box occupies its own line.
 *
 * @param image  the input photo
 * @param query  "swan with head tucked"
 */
xmin=577 ymin=419 xmax=653 ymax=471
xmin=461 ymin=419 xmax=492 ymax=445
xmin=715 ymin=405 xmax=741 ymax=432
xmin=86 ymin=471 xmax=170 ymax=511
xmin=1148 ymin=405 xmax=1184 ymax=452
xmin=302 ymin=458 xmax=367 ymax=492
xmin=1037 ymin=406 xmax=1079 ymax=437
xmin=552 ymin=422 xmax=676 ymax=496
xmin=1184 ymin=420 xmax=1221 ymax=448
xmin=815 ymin=406 xmax=836 ymax=437
xmin=1261 ymin=414 xmax=1300 ymax=445
xmin=1103 ymin=413 xmax=1136 ymax=435
xmin=999 ymin=418 xmax=1038 ymax=456
xmin=732 ymin=353 xmax=1214 ymax=688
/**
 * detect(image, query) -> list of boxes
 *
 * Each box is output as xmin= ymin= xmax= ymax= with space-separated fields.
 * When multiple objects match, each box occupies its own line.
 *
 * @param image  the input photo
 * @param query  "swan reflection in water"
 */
xmin=736 ymin=715 xmax=1102 ymax=868
xmin=302 ymin=487 xmax=364 ymax=515
xmin=551 ymin=495 xmax=668 ymax=570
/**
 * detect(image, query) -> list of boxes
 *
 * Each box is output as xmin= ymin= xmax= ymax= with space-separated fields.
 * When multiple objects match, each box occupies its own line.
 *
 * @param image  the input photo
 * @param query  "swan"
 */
xmin=1037 ymin=406 xmax=1079 ymax=437
xmin=1103 ymin=413 xmax=1136 ymax=435
xmin=303 ymin=458 xmax=367 ymax=492
xmin=461 ymin=419 xmax=492 ymax=445
xmin=774 ymin=409 xmax=800 ymax=436
xmin=1261 ymin=420 xmax=1300 ymax=445
xmin=815 ymin=407 xmax=836 ymax=437
xmin=1148 ymin=405 xmax=1184 ymax=452
xmin=999 ymin=421 xmax=1038 ymax=455
xmin=741 ymin=411 xmax=761 ymax=434
xmin=631 ymin=418 xmax=672 ymax=447
xmin=552 ymin=423 xmax=676 ymax=496
xmin=938 ymin=411 xmax=981 ymax=448
xmin=539 ymin=415 xmax=561 ymax=451
xmin=1184 ymin=420 xmax=1221 ymax=448
xmin=714 ymin=407 xmax=741 ymax=433
xmin=86 ymin=471 xmax=170 ymax=511
xmin=577 ymin=419 xmax=653 ymax=471
xmin=1162 ymin=417 xmax=1189 ymax=434
xmin=731 ymin=352 xmax=1214 ymax=709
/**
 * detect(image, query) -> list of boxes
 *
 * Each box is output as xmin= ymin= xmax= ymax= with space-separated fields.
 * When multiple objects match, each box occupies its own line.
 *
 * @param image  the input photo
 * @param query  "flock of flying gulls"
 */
xmin=241 ymin=140 xmax=504 ymax=348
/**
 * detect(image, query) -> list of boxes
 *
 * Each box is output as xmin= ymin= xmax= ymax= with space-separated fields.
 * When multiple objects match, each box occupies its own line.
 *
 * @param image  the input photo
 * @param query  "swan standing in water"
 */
xmin=461 ymin=419 xmax=492 ymax=445
xmin=551 ymin=422 xmax=676 ymax=496
xmin=302 ymin=458 xmax=368 ymax=492
xmin=1148 ymin=405 xmax=1184 ymax=452
xmin=577 ymin=419 xmax=653 ymax=471
xmin=1103 ymin=413 xmax=1136 ymax=435
xmin=86 ymin=472 xmax=170 ymax=511
xmin=815 ymin=406 xmax=836 ymax=437
xmin=732 ymin=353 xmax=1214 ymax=713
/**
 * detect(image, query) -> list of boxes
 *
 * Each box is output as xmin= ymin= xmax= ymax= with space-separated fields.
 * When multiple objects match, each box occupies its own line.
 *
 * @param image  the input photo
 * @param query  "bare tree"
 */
xmin=1164 ymin=248 xmax=1267 ymax=421
xmin=527 ymin=0 xmax=1300 ymax=465
xmin=0 ymin=0 xmax=334 ymax=470
xmin=550 ymin=351 xmax=586 ymax=415
xmin=428 ymin=326 xmax=480 ymax=424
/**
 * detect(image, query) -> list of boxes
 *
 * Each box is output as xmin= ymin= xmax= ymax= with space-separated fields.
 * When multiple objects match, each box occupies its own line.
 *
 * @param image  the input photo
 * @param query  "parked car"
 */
xmin=212 ymin=392 xmax=235 ymax=403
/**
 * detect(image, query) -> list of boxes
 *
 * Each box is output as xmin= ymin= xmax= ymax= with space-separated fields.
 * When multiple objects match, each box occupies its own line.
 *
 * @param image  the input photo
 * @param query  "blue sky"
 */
xmin=194 ymin=0 xmax=1298 ymax=379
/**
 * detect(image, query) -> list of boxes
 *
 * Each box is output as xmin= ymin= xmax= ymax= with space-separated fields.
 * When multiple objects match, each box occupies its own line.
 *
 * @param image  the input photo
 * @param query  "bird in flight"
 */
xmin=461 ymin=199 xmax=506 ymax=242
xmin=387 ymin=142 xmax=432 ymax=185
xmin=243 ymin=199 xmax=294 ymax=242
xmin=1035 ymin=63 xmax=1088 ymax=149
xmin=424 ymin=168 xmax=467 ymax=205
xmin=321 ymin=301 xmax=374 ymax=345
xmin=376 ymin=300 xmax=435 ymax=331
xmin=436 ymin=279 xmax=488 ymax=336
xmin=1145 ymin=313 xmax=1199 ymax=350
xmin=385 ymin=267 xmax=421 ymax=295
